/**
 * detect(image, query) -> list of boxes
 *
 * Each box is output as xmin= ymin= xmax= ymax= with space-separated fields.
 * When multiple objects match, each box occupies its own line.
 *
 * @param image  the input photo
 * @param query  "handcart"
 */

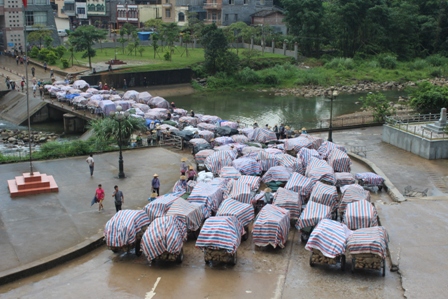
xmin=309 ymin=181 xmax=339 ymax=219
xmin=305 ymin=157 xmax=336 ymax=186
xmin=166 ymin=198 xmax=205 ymax=239
xmin=217 ymin=198 xmax=255 ymax=241
xmin=343 ymin=200 xmax=378 ymax=230
xmin=144 ymin=191 xmax=185 ymax=222
xmin=253 ymin=204 xmax=290 ymax=249
xmin=273 ymin=187 xmax=302 ymax=221
xmin=355 ymin=172 xmax=387 ymax=192
xmin=296 ymin=201 xmax=332 ymax=243
xmin=338 ymin=184 xmax=370 ymax=220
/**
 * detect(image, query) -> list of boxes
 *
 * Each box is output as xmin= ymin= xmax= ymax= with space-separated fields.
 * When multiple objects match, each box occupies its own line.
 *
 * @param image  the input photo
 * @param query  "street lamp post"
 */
xmin=327 ymin=88 xmax=338 ymax=142
xmin=114 ymin=105 xmax=129 ymax=178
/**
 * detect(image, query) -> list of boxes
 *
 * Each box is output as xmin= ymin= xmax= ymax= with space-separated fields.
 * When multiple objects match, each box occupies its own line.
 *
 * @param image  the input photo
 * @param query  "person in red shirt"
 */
xmin=95 ymin=184 xmax=105 ymax=212
xmin=187 ymin=166 xmax=196 ymax=181
xmin=103 ymin=83 xmax=110 ymax=90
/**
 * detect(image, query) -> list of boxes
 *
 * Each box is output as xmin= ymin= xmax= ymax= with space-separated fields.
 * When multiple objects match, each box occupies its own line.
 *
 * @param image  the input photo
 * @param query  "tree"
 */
xmin=161 ymin=23 xmax=179 ymax=56
xmin=361 ymin=92 xmax=395 ymax=122
xmin=144 ymin=19 xmax=164 ymax=32
xmin=409 ymin=81 xmax=448 ymax=114
xmin=27 ymin=24 xmax=52 ymax=49
xmin=201 ymin=23 xmax=237 ymax=74
xmin=89 ymin=116 xmax=146 ymax=148
xmin=69 ymin=25 xmax=107 ymax=68
xmin=121 ymin=23 xmax=137 ymax=40
xmin=152 ymin=33 xmax=159 ymax=59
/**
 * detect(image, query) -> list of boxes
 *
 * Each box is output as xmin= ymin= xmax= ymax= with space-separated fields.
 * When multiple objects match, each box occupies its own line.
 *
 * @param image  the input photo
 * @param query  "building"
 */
xmin=55 ymin=0 xmax=69 ymax=18
xmin=63 ymin=0 xmax=110 ymax=30
xmin=0 ymin=0 xmax=59 ymax=52
xmin=204 ymin=0 xmax=274 ymax=26
xmin=116 ymin=4 xmax=139 ymax=28
xmin=251 ymin=8 xmax=286 ymax=35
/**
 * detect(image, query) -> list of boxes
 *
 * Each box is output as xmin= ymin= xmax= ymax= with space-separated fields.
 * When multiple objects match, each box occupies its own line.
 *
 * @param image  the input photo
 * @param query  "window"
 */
xmin=25 ymin=11 xmax=34 ymax=26
xmin=165 ymin=9 xmax=171 ymax=18
xmin=224 ymin=14 xmax=228 ymax=21
xmin=243 ymin=0 xmax=247 ymax=4
xmin=234 ymin=14 xmax=238 ymax=21
xmin=228 ymin=0 xmax=234 ymax=4
xmin=178 ymin=12 xmax=185 ymax=22
xmin=25 ymin=11 xmax=47 ymax=26
xmin=77 ymin=7 xmax=86 ymax=15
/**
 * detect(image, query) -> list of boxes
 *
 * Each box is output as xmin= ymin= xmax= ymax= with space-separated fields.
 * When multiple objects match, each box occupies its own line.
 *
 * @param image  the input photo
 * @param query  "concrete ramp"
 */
xmin=0 ymin=91 xmax=47 ymax=125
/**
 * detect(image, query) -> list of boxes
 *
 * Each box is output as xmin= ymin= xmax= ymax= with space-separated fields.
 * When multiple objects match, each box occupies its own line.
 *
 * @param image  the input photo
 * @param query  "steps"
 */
xmin=8 ymin=172 xmax=59 ymax=197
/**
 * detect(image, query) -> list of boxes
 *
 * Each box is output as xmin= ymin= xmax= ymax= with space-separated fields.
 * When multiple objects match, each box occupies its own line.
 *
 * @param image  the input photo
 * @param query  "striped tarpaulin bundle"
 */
xmin=257 ymin=151 xmax=280 ymax=172
xmin=302 ymin=134 xmax=324 ymax=150
xmin=295 ymin=201 xmax=332 ymax=230
xmin=298 ymin=148 xmax=321 ymax=169
xmin=343 ymin=200 xmax=378 ymax=230
xmin=242 ymin=151 xmax=260 ymax=160
xmin=275 ymin=154 xmax=304 ymax=174
xmin=355 ymin=172 xmax=385 ymax=185
xmin=220 ymin=121 xmax=239 ymax=129
xmin=141 ymin=216 xmax=187 ymax=260
xmin=309 ymin=182 xmax=339 ymax=210
xmin=248 ymin=128 xmax=277 ymax=143
xmin=208 ymin=177 xmax=231 ymax=195
xmin=265 ymin=147 xmax=284 ymax=155
xmin=205 ymin=151 xmax=234 ymax=174
xmin=317 ymin=141 xmax=347 ymax=160
xmin=284 ymin=172 xmax=316 ymax=200
xmin=238 ymin=175 xmax=261 ymax=192
xmin=231 ymin=134 xmax=249 ymax=144
xmin=144 ymin=192 xmax=185 ymax=222
xmin=188 ymin=182 xmax=224 ymax=213
xmin=186 ymin=180 xmax=197 ymax=193
xmin=195 ymin=149 xmax=215 ymax=164
xmin=104 ymin=210 xmax=151 ymax=248
xmin=190 ymin=202 xmax=210 ymax=219
xmin=217 ymin=198 xmax=255 ymax=227
xmin=215 ymin=136 xmax=234 ymax=146
xmin=159 ymin=124 xmax=179 ymax=132
xmin=213 ymin=148 xmax=238 ymax=160
xmin=346 ymin=226 xmax=389 ymax=259
xmin=339 ymin=185 xmax=370 ymax=214
xmin=327 ymin=148 xmax=352 ymax=173
xmin=199 ymin=115 xmax=222 ymax=124
xmin=219 ymin=166 xmax=242 ymax=179
xmin=340 ymin=183 xmax=364 ymax=195
xmin=196 ymin=216 xmax=243 ymax=254
xmin=172 ymin=179 xmax=187 ymax=193
xmin=226 ymin=179 xmax=255 ymax=204
xmin=166 ymin=198 xmax=204 ymax=231
xmin=198 ymin=130 xmax=215 ymax=142
xmin=173 ymin=108 xmax=187 ymax=116
xmin=239 ymin=127 xmax=254 ymax=137
xmin=306 ymin=157 xmax=336 ymax=185
xmin=335 ymin=172 xmax=356 ymax=187
xmin=253 ymin=191 xmax=266 ymax=202
xmin=197 ymin=122 xmax=217 ymax=132
xmin=189 ymin=138 xmax=209 ymax=146
xmin=253 ymin=204 xmax=290 ymax=248
xmin=232 ymin=158 xmax=262 ymax=175
xmin=262 ymin=166 xmax=293 ymax=183
xmin=305 ymin=219 xmax=351 ymax=258
xmin=284 ymin=137 xmax=313 ymax=152
xmin=179 ymin=116 xmax=198 ymax=126
xmin=273 ymin=187 xmax=302 ymax=219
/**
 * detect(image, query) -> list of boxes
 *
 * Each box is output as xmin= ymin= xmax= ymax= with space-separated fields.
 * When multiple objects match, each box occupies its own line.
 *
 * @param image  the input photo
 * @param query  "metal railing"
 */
xmin=384 ymin=113 xmax=448 ymax=140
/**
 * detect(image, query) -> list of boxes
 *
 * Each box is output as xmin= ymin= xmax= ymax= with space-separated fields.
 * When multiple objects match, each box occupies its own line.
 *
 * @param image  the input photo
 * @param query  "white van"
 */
xmin=58 ymin=30 xmax=68 ymax=37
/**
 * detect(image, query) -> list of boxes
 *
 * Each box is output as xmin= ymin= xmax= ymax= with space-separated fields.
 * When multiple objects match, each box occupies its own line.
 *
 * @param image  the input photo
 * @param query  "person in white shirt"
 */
xmin=86 ymin=154 xmax=94 ymax=176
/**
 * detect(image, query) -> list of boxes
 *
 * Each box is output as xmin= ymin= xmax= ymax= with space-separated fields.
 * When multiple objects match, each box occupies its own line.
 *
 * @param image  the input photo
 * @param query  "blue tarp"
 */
xmin=137 ymin=32 xmax=153 ymax=41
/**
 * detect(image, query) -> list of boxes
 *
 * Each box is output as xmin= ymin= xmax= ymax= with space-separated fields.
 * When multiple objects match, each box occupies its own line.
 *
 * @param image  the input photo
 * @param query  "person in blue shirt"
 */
xmin=152 ymin=174 xmax=160 ymax=196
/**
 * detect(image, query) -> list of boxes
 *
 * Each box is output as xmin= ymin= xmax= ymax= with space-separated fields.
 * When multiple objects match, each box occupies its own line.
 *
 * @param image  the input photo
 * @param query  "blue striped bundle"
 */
xmin=196 ymin=216 xmax=243 ymax=254
xmin=189 ymin=138 xmax=209 ymax=146
xmin=265 ymin=148 xmax=284 ymax=155
xmin=284 ymin=137 xmax=313 ymax=152
xmin=284 ymin=172 xmax=316 ymax=200
xmin=217 ymin=198 xmax=255 ymax=227
xmin=104 ymin=210 xmax=151 ymax=248
xmin=335 ymin=172 xmax=356 ymax=187
xmin=144 ymin=192 xmax=185 ymax=222
xmin=190 ymin=202 xmax=210 ymax=219
xmin=179 ymin=116 xmax=198 ymax=126
xmin=248 ymin=128 xmax=277 ymax=143
xmin=141 ymin=215 xmax=187 ymax=260
xmin=275 ymin=154 xmax=304 ymax=174
xmin=305 ymin=219 xmax=349 ymax=258
xmin=257 ymin=151 xmax=280 ymax=172
xmin=188 ymin=182 xmax=224 ymax=214
xmin=227 ymin=179 xmax=254 ymax=204
xmin=208 ymin=178 xmax=231 ymax=196
xmin=262 ymin=166 xmax=293 ymax=183
xmin=298 ymin=148 xmax=322 ymax=169
xmin=197 ymin=122 xmax=217 ymax=132
xmin=309 ymin=182 xmax=339 ymax=210
xmin=205 ymin=151 xmax=234 ymax=174
xmin=221 ymin=121 xmax=239 ymax=129
xmin=339 ymin=185 xmax=370 ymax=214
xmin=172 ymin=179 xmax=187 ymax=193
xmin=306 ymin=157 xmax=336 ymax=185
xmin=215 ymin=136 xmax=234 ymax=146
xmin=214 ymin=149 xmax=238 ymax=160
xmin=186 ymin=180 xmax=197 ymax=193
xmin=301 ymin=134 xmax=324 ymax=150
xmin=273 ymin=187 xmax=302 ymax=219
xmin=343 ymin=200 xmax=378 ymax=230
xmin=199 ymin=115 xmax=222 ymax=124
xmin=239 ymin=127 xmax=254 ymax=137
xmin=317 ymin=141 xmax=347 ymax=160
xmin=198 ymin=130 xmax=214 ymax=142
xmin=231 ymin=134 xmax=249 ymax=144
xmin=238 ymin=175 xmax=261 ymax=192
xmin=253 ymin=204 xmax=290 ymax=248
xmin=219 ymin=166 xmax=242 ymax=179
xmin=166 ymin=198 xmax=204 ymax=231
xmin=347 ymin=226 xmax=389 ymax=259
xmin=296 ymin=201 xmax=332 ymax=230
xmin=327 ymin=148 xmax=352 ymax=173
xmin=232 ymin=158 xmax=262 ymax=175
xmin=340 ymin=183 xmax=365 ymax=195
xmin=242 ymin=151 xmax=260 ymax=160
xmin=355 ymin=172 xmax=385 ymax=185
xmin=195 ymin=149 xmax=215 ymax=164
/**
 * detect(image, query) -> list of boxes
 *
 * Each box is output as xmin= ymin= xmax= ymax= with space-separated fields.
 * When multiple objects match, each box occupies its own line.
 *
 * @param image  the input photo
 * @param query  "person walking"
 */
xmin=112 ymin=185 xmax=124 ymax=212
xmin=95 ymin=184 xmax=105 ymax=212
xmin=50 ymin=69 xmax=54 ymax=78
xmin=152 ymin=174 xmax=160 ymax=196
xmin=10 ymin=81 xmax=16 ymax=91
xmin=86 ymin=154 xmax=94 ymax=176
xmin=180 ymin=157 xmax=188 ymax=175
xmin=5 ymin=76 xmax=10 ymax=90
xmin=39 ymin=86 xmax=44 ymax=98
xmin=273 ymin=124 xmax=279 ymax=140
xmin=32 ymin=84 xmax=37 ymax=97
xmin=187 ymin=166 xmax=196 ymax=181
xmin=43 ymin=62 xmax=47 ymax=72
xmin=31 ymin=66 xmax=35 ymax=77
xmin=16 ymin=56 xmax=19 ymax=65
xmin=20 ymin=80 xmax=24 ymax=92
xmin=143 ymin=77 xmax=147 ymax=87
xmin=123 ymin=79 xmax=127 ymax=91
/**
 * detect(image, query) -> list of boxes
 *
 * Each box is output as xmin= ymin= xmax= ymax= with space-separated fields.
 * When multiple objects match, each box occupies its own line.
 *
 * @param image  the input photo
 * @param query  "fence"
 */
xmin=384 ymin=113 xmax=448 ymax=140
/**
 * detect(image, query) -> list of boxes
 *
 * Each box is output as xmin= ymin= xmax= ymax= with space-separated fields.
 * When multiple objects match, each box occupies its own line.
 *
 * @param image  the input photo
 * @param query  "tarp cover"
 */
xmin=355 ymin=172 xmax=385 ymax=186
xmin=295 ymin=201 xmax=332 ymax=230
xmin=343 ymin=200 xmax=378 ymax=230
xmin=305 ymin=219 xmax=351 ymax=258
xmin=305 ymin=157 xmax=336 ymax=185
xmin=248 ymin=128 xmax=277 ymax=143
xmin=188 ymin=182 xmax=224 ymax=213
xmin=252 ymin=205 xmax=290 ymax=248
xmin=144 ymin=192 xmax=185 ymax=222
xmin=196 ymin=216 xmax=243 ymax=254
xmin=262 ymin=166 xmax=292 ymax=183
xmin=346 ymin=226 xmax=389 ymax=259
xmin=339 ymin=184 xmax=370 ymax=214
xmin=205 ymin=151 xmax=234 ymax=174
xmin=284 ymin=172 xmax=316 ymax=200
xmin=275 ymin=154 xmax=304 ymax=174
xmin=309 ymin=182 xmax=339 ymax=210
xmin=219 ymin=166 xmax=242 ymax=179
xmin=217 ymin=198 xmax=254 ymax=228
xmin=232 ymin=158 xmax=262 ymax=175
xmin=226 ymin=179 xmax=254 ymax=204
xmin=335 ymin=172 xmax=356 ymax=187
xmin=327 ymin=148 xmax=352 ymax=173
xmin=123 ymin=90 xmax=139 ymax=101
xmin=318 ymin=141 xmax=347 ymax=160
xmin=273 ymin=187 xmax=302 ymax=219
xmin=166 ymin=198 xmax=204 ymax=231
xmin=149 ymin=96 xmax=170 ymax=109
xmin=104 ymin=210 xmax=151 ymax=247
xmin=195 ymin=149 xmax=215 ymax=164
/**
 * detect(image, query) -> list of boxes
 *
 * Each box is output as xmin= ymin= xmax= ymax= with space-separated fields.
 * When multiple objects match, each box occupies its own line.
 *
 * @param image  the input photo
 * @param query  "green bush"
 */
xmin=206 ymin=76 xmax=229 ymax=89
xmin=61 ymin=58 xmax=70 ymax=69
xmin=164 ymin=51 xmax=171 ymax=61
xmin=38 ymin=48 xmax=50 ymax=61
xmin=191 ymin=64 xmax=206 ymax=78
xmin=324 ymin=57 xmax=355 ymax=70
xmin=263 ymin=74 xmax=279 ymax=86
xmin=237 ymin=67 xmax=260 ymax=84
xmin=55 ymin=45 xmax=66 ymax=58
xmin=426 ymin=54 xmax=448 ymax=67
xmin=377 ymin=54 xmax=397 ymax=69
xmin=409 ymin=59 xmax=428 ymax=70
xmin=46 ymin=51 xmax=58 ymax=65
xmin=429 ymin=67 xmax=443 ymax=77
xmin=295 ymin=69 xmax=329 ymax=86
xmin=30 ymin=46 xmax=40 ymax=58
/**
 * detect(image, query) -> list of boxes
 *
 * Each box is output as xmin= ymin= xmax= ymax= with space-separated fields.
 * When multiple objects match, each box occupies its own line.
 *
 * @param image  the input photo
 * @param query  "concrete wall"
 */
xmin=382 ymin=125 xmax=448 ymax=160
xmin=31 ymin=105 xmax=65 ymax=123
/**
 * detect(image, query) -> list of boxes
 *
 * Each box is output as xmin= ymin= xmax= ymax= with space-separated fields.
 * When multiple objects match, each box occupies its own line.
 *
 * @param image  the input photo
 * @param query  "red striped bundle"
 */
xmin=309 ymin=182 xmax=339 ymax=210
xmin=262 ymin=166 xmax=293 ymax=183
xmin=273 ymin=187 xmax=302 ymax=219
xmin=305 ymin=219 xmax=350 ymax=258
xmin=253 ymin=205 xmax=290 ymax=248
xmin=208 ymin=177 xmax=231 ymax=196
xmin=217 ymin=198 xmax=255 ymax=227
xmin=347 ymin=226 xmax=389 ymax=259
xmin=317 ymin=141 xmax=347 ymax=160
xmin=215 ymin=136 xmax=234 ymax=146
xmin=198 ymin=130 xmax=214 ymax=142
xmin=248 ymin=128 xmax=277 ymax=143
xmin=199 ymin=115 xmax=222 ymax=124
xmin=231 ymin=134 xmax=249 ymax=144
xmin=221 ymin=121 xmax=239 ymax=129
xmin=335 ymin=172 xmax=356 ymax=187
xmin=104 ymin=210 xmax=151 ymax=248
xmin=190 ymin=202 xmax=210 ymax=219
xmin=189 ymin=138 xmax=209 ymax=146
xmin=275 ymin=154 xmax=304 ymax=174
xmin=340 ymin=183 xmax=364 ymax=195
xmin=172 ymin=179 xmax=187 ymax=193
xmin=327 ymin=148 xmax=352 ymax=173
xmin=355 ymin=172 xmax=385 ymax=185
xmin=196 ymin=216 xmax=243 ymax=254
xmin=257 ymin=151 xmax=280 ymax=171
xmin=197 ymin=122 xmax=217 ymax=132
xmin=343 ymin=200 xmax=378 ymax=230
xmin=166 ymin=198 xmax=204 ymax=231
xmin=188 ymin=182 xmax=224 ymax=214
xmin=296 ymin=201 xmax=332 ymax=230
xmin=186 ymin=180 xmax=197 ymax=193
xmin=195 ymin=149 xmax=215 ymax=164
xmin=238 ymin=175 xmax=261 ymax=191
xmin=205 ymin=151 xmax=234 ymax=174
xmin=252 ymin=191 xmax=266 ymax=202
xmin=141 ymin=216 xmax=187 ymax=261
xmin=226 ymin=180 xmax=254 ymax=204
xmin=265 ymin=147 xmax=284 ymax=155
xmin=219 ymin=166 xmax=242 ymax=179
xmin=339 ymin=185 xmax=370 ymax=214
xmin=232 ymin=158 xmax=262 ymax=175
xmin=144 ymin=192 xmax=185 ymax=222
xmin=301 ymin=134 xmax=324 ymax=150
xmin=284 ymin=137 xmax=313 ymax=152
xmin=179 ymin=116 xmax=198 ymax=126
xmin=284 ymin=172 xmax=316 ymax=200
xmin=298 ymin=148 xmax=322 ymax=169
xmin=306 ymin=157 xmax=336 ymax=185
xmin=239 ymin=127 xmax=254 ymax=136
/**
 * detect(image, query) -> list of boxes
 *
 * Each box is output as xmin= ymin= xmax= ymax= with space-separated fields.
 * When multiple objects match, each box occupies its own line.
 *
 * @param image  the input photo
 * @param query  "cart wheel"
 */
xmin=382 ymin=259 xmax=386 ymax=277
xmin=340 ymin=255 xmax=346 ymax=271
xmin=111 ymin=249 xmax=119 ymax=253
xmin=135 ymin=239 xmax=142 ymax=257
xmin=242 ymin=232 xmax=249 ymax=241
xmin=351 ymin=258 xmax=355 ymax=274
xmin=176 ymin=248 xmax=184 ymax=264
xmin=230 ymin=252 xmax=237 ymax=266
xmin=378 ymin=186 xmax=383 ymax=191
xmin=309 ymin=253 xmax=314 ymax=267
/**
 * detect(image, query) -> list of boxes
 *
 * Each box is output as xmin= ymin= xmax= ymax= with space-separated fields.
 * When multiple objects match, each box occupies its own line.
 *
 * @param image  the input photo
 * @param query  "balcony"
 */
xmin=162 ymin=3 xmax=172 ymax=8
xmin=204 ymin=2 xmax=222 ymax=9
xmin=204 ymin=19 xmax=221 ymax=25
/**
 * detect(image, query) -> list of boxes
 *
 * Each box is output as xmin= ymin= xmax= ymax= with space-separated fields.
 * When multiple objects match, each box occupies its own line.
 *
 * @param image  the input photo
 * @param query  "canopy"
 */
xmin=343 ymin=200 xmax=378 ymax=230
xmin=166 ymin=198 xmax=204 ymax=231
xmin=273 ymin=187 xmax=302 ymax=219
xmin=305 ymin=219 xmax=351 ymax=258
xmin=104 ymin=210 xmax=151 ymax=247
xmin=216 ymin=198 xmax=254 ymax=228
xmin=253 ymin=205 xmax=290 ymax=248
xmin=144 ymin=192 xmax=185 ymax=222
xmin=346 ymin=226 xmax=389 ymax=259
xmin=195 ymin=216 xmax=243 ymax=254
